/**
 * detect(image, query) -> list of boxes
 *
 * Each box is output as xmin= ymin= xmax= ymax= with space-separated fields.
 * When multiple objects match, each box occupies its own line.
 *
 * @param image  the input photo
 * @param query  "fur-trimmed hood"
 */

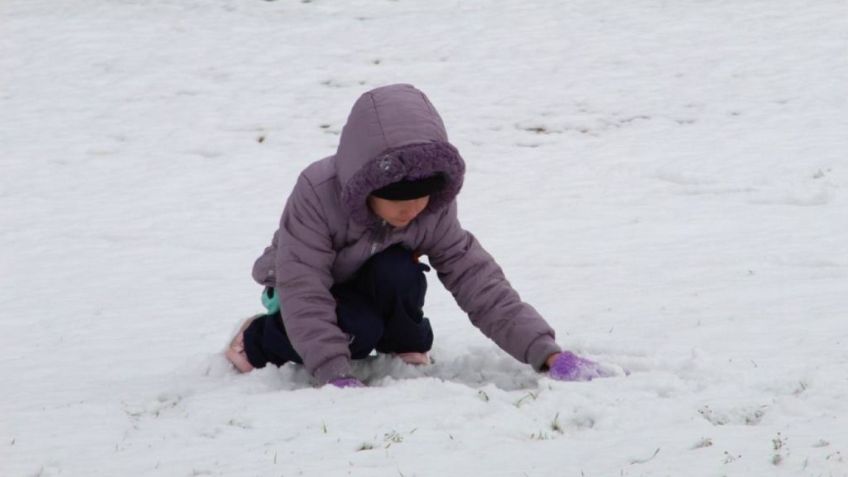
xmin=335 ymin=84 xmax=466 ymax=226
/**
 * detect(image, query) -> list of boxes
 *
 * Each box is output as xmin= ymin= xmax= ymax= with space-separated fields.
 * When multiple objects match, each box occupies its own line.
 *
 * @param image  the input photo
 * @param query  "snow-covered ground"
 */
xmin=2 ymin=0 xmax=847 ymax=475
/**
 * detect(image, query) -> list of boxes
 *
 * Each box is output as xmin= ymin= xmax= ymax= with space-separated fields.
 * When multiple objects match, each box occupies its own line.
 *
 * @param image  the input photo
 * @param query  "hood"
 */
xmin=336 ymin=83 xmax=466 ymax=226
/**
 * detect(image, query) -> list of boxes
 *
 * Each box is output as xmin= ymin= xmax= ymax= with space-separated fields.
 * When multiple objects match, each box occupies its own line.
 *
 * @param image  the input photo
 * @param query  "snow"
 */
xmin=2 ymin=0 xmax=847 ymax=475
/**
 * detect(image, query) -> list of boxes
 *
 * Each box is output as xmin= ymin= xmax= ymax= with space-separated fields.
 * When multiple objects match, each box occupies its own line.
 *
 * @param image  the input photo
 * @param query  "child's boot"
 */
xmin=225 ymin=315 xmax=260 ymax=373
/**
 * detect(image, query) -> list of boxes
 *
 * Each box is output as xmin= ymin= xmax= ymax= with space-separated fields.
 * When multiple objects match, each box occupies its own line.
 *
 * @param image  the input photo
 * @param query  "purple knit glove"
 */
xmin=328 ymin=377 xmax=365 ymax=388
xmin=548 ymin=351 xmax=612 ymax=382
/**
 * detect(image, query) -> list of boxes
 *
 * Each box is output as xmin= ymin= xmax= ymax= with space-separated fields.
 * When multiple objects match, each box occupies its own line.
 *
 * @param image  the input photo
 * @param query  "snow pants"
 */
xmin=242 ymin=244 xmax=434 ymax=368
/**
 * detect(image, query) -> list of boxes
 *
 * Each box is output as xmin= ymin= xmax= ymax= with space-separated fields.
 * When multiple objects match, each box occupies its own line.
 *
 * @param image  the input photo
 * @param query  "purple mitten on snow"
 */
xmin=548 ymin=351 xmax=611 ymax=382
xmin=328 ymin=377 xmax=365 ymax=388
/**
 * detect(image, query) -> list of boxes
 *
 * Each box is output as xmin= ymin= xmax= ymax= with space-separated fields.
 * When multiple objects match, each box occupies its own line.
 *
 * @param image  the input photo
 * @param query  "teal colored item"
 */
xmin=262 ymin=287 xmax=280 ymax=314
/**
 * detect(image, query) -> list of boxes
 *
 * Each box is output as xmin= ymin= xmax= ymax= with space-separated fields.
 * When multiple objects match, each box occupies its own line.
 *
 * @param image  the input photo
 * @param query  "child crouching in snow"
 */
xmin=226 ymin=83 xmax=611 ymax=387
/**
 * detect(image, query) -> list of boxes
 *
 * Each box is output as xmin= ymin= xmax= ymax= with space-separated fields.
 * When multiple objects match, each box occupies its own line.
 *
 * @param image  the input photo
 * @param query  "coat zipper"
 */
xmin=370 ymin=220 xmax=391 ymax=255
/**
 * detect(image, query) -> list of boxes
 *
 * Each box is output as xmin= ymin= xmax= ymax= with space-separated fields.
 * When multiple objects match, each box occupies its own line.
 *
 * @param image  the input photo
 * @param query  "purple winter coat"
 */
xmin=253 ymin=84 xmax=561 ymax=384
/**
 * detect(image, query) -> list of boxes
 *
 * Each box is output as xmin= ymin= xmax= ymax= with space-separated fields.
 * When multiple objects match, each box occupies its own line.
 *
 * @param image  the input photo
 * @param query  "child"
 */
xmin=226 ymin=84 xmax=609 ymax=387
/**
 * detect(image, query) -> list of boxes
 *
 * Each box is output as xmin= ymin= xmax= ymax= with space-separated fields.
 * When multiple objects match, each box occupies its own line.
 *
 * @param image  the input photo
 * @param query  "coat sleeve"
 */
xmin=424 ymin=202 xmax=562 ymax=370
xmin=274 ymin=173 xmax=352 ymax=384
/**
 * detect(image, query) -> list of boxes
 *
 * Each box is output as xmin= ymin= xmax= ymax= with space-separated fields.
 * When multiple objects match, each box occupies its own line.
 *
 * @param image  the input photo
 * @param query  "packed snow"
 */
xmin=2 ymin=0 xmax=847 ymax=475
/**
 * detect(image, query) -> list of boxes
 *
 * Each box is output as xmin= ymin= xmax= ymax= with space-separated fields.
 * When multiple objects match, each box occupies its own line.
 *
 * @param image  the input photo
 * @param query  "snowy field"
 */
xmin=2 ymin=0 xmax=847 ymax=475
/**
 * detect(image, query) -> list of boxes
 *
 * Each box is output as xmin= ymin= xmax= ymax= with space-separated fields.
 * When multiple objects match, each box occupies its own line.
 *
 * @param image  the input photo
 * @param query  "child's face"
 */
xmin=367 ymin=195 xmax=430 ymax=228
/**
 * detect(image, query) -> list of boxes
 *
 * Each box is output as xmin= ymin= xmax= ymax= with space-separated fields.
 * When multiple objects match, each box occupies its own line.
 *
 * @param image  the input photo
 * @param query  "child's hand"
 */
xmin=328 ymin=377 xmax=365 ymax=388
xmin=546 ymin=351 xmax=613 ymax=382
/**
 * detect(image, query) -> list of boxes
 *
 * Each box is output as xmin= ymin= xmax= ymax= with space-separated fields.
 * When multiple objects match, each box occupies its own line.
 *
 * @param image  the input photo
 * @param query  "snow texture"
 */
xmin=2 ymin=0 xmax=847 ymax=476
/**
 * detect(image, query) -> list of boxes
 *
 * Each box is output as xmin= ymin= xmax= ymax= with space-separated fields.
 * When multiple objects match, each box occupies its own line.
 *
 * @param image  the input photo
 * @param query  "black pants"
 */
xmin=243 ymin=245 xmax=434 ymax=368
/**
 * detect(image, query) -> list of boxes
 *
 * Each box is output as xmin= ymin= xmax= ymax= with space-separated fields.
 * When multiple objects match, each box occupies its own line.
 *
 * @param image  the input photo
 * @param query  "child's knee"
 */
xmin=377 ymin=317 xmax=434 ymax=353
xmin=369 ymin=245 xmax=426 ymax=291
